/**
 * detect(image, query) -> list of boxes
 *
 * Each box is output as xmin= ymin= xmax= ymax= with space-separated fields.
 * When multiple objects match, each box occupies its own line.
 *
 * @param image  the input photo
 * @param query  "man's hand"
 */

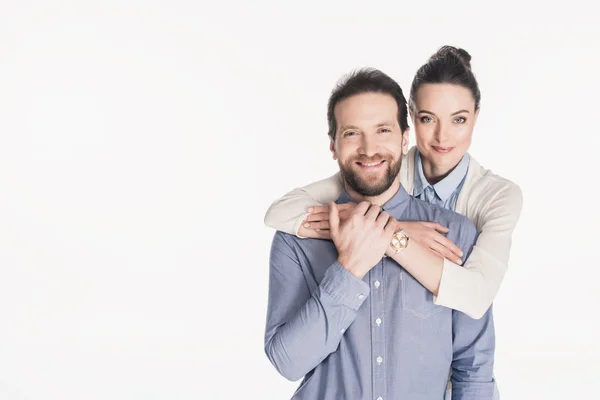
xmin=329 ymin=201 xmax=396 ymax=279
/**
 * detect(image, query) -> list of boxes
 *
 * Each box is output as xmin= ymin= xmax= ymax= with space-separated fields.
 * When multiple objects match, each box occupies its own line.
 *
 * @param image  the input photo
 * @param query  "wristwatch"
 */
xmin=387 ymin=229 xmax=409 ymax=256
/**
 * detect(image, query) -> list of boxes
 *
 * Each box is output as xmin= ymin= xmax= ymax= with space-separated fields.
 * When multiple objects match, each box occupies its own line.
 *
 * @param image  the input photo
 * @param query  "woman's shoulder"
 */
xmin=466 ymin=154 xmax=522 ymax=197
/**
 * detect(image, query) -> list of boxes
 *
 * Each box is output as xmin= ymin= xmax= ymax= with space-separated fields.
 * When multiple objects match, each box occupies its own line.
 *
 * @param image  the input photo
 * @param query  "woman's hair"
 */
xmin=409 ymin=45 xmax=481 ymax=112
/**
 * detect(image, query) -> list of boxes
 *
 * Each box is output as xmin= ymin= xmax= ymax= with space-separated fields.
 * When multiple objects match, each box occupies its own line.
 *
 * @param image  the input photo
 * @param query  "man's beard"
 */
xmin=339 ymin=154 xmax=402 ymax=197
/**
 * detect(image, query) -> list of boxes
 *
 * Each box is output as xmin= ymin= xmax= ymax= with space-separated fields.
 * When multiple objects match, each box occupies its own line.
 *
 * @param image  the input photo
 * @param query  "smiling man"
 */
xmin=264 ymin=68 xmax=495 ymax=400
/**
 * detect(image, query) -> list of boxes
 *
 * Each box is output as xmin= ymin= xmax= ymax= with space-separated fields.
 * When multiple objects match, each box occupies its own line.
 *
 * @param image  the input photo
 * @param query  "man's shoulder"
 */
xmin=272 ymin=230 xmax=298 ymax=249
xmin=272 ymin=231 xmax=334 ymax=252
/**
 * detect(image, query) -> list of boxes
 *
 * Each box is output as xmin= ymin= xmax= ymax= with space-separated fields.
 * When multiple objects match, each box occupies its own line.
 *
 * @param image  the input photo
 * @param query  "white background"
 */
xmin=0 ymin=1 xmax=598 ymax=399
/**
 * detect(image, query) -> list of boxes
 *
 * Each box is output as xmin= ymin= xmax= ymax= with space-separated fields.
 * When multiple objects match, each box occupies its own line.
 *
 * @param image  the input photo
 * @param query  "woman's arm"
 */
xmin=390 ymin=183 xmax=523 ymax=319
xmin=434 ymin=183 xmax=523 ymax=318
xmin=264 ymin=173 xmax=344 ymax=237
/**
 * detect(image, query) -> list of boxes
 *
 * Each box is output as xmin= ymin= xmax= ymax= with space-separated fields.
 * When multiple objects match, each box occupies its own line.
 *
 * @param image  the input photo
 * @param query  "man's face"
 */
xmin=330 ymin=92 xmax=408 ymax=197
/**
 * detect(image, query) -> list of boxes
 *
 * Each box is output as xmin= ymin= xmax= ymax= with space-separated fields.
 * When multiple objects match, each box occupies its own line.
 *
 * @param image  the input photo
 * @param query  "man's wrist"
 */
xmin=337 ymin=256 xmax=365 ymax=279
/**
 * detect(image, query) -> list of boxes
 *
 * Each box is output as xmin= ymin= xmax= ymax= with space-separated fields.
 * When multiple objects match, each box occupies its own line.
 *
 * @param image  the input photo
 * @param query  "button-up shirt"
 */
xmin=265 ymin=185 xmax=495 ymax=400
xmin=413 ymin=151 xmax=470 ymax=211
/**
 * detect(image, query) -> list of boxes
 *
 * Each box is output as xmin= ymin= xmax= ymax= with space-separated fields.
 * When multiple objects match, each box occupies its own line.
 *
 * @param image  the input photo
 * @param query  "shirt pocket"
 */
xmin=401 ymin=270 xmax=444 ymax=319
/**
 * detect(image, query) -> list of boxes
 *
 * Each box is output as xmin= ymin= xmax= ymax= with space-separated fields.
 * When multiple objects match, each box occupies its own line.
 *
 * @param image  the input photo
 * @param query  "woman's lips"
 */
xmin=432 ymin=146 xmax=454 ymax=154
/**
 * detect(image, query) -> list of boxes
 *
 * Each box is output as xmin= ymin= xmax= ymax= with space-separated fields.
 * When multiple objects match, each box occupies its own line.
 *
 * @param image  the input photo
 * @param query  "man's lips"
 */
xmin=356 ymin=160 xmax=386 ymax=169
xmin=432 ymin=146 xmax=454 ymax=153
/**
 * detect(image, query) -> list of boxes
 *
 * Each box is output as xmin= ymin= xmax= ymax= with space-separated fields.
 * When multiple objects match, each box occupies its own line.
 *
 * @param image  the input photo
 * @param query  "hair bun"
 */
xmin=433 ymin=45 xmax=472 ymax=69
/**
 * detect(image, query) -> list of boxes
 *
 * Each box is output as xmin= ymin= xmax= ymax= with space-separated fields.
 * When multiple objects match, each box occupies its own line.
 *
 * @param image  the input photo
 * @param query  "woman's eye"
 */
xmin=420 ymin=116 xmax=433 ymax=123
xmin=454 ymin=116 xmax=467 ymax=123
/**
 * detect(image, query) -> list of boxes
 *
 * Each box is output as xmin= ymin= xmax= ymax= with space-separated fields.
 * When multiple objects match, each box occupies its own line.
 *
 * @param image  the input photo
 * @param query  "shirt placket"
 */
xmin=370 ymin=259 xmax=386 ymax=400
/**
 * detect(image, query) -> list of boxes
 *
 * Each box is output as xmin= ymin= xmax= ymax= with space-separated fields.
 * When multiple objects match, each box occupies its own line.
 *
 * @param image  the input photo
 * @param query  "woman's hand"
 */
xmin=297 ymin=203 xmax=356 ymax=239
xmin=299 ymin=206 xmax=464 ymax=265
xmin=399 ymin=221 xmax=464 ymax=265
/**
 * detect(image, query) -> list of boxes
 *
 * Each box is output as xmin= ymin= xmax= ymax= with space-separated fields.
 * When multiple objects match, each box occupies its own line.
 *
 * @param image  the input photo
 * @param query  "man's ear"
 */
xmin=401 ymin=128 xmax=410 ymax=155
xmin=330 ymin=137 xmax=337 ymax=160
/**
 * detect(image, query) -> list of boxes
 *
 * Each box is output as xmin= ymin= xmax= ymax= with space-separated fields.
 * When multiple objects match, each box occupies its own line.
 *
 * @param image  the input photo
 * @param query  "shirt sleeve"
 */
xmin=451 ymin=307 xmax=496 ymax=400
xmin=448 ymin=217 xmax=496 ymax=399
xmin=264 ymin=232 xmax=369 ymax=381
xmin=263 ymin=173 xmax=344 ymax=237
xmin=434 ymin=183 xmax=523 ymax=319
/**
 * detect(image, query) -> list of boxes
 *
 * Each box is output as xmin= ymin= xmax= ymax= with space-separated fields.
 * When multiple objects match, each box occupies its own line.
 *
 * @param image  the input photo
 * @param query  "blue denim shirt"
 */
xmin=413 ymin=151 xmax=470 ymax=211
xmin=265 ymin=185 xmax=495 ymax=400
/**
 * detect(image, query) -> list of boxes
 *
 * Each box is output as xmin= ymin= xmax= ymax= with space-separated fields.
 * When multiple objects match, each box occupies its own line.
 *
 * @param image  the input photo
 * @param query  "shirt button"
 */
xmin=376 ymin=356 xmax=383 ymax=364
xmin=377 ymin=397 xmax=383 ymax=400
xmin=374 ymin=280 xmax=381 ymax=288
xmin=375 ymin=318 xmax=382 ymax=326
xmin=357 ymin=294 xmax=365 ymax=300
xmin=340 ymin=328 xmax=345 ymax=334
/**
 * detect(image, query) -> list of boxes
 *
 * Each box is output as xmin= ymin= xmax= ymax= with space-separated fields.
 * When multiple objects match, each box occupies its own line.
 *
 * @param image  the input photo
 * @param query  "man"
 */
xmin=264 ymin=68 xmax=495 ymax=399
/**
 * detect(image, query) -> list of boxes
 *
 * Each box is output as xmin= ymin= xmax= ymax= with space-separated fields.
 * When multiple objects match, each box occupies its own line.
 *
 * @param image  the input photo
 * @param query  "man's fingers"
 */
xmin=354 ymin=201 xmax=371 ymax=216
xmin=376 ymin=211 xmax=391 ymax=228
xmin=328 ymin=201 xmax=340 ymax=237
xmin=365 ymin=204 xmax=381 ymax=221
xmin=338 ymin=203 xmax=356 ymax=211
xmin=338 ymin=210 xmax=352 ymax=221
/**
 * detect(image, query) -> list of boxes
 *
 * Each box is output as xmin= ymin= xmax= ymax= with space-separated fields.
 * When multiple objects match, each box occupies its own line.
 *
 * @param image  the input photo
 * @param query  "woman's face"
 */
xmin=412 ymin=83 xmax=479 ymax=178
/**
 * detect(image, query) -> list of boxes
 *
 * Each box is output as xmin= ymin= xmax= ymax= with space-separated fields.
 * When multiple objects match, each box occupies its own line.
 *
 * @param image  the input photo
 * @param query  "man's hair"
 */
xmin=327 ymin=68 xmax=409 ymax=140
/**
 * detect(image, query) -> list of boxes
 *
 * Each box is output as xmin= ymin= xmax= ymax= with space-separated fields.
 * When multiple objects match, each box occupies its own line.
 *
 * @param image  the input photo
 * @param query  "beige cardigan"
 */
xmin=264 ymin=146 xmax=523 ymax=319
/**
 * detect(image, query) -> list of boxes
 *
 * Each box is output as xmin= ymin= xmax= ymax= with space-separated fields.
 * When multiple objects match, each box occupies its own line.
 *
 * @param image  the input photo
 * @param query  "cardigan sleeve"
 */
xmin=264 ymin=173 xmax=344 ymax=237
xmin=434 ymin=181 xmax=523 ymax=319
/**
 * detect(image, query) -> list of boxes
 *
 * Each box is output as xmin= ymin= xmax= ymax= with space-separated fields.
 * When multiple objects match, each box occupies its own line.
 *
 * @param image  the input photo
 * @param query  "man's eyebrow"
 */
xmin=339 ymin=125 xmax=360 ymax=131
xmin=375 ymin=121 xmax=396 ymax=127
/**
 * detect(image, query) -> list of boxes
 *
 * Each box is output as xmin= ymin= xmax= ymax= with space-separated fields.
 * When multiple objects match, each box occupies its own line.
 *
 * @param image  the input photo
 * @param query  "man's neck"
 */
xmin=344 ymin=180 xmax=401 ymax=207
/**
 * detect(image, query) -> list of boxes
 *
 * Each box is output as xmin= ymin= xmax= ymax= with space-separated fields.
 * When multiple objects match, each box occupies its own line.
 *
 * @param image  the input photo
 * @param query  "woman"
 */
xmin=264 ymin=46 xmax=523 ymax=322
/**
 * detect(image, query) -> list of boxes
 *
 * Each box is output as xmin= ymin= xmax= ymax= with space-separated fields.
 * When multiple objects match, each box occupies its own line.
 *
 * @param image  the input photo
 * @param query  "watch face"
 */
xmin=391 ymin=232 xmax=408 ymax=250
xmin=398 ymin=235 xmax=408 ymax=248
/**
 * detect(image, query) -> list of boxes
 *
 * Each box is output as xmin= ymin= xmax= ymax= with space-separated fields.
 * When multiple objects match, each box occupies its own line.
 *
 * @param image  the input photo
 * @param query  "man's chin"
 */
xmin=352 ymin=179 xmax=392 ymax=197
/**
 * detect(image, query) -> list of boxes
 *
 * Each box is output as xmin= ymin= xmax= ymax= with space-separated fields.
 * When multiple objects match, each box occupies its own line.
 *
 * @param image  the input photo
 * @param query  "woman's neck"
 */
xmin=421 ymin=159 xmax=460 ymax=185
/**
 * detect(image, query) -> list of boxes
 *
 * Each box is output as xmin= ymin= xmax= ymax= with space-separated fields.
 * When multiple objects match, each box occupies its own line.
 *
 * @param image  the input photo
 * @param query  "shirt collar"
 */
xmin=337 ymin=183 xmax=411 ymax=215
xmin=413 ymin=150 xmax=470 ymax=202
